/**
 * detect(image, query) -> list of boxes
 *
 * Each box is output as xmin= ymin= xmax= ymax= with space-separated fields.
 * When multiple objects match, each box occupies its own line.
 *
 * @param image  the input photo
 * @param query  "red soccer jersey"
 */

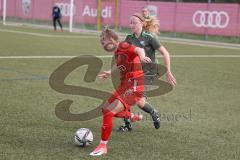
xmin=108 ymin=41 xmax=144 ymax=112
xmin=114 ymin=42 xmax=144 ymax=80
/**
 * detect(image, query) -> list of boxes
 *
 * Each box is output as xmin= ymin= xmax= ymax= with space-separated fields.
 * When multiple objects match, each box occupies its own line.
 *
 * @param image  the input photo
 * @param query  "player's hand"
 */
xmin=140 ymin=57 xmax=152 ymax=63
xmin=163 ymin=71 xmax=177 ymax=86
xmin=98 ymin=70 xmax=111 ymax=80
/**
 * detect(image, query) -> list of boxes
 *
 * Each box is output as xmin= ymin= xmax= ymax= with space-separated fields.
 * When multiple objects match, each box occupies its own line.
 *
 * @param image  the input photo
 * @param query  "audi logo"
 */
xmin=193 ymin=10 xmax=229 ymax=28
xmin=55 ymin=3 xmax=76 ymax=17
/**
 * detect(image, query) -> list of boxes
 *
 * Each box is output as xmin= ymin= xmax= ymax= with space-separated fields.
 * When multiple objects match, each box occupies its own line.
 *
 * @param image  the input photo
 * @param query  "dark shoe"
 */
xmin=151 ymin=110 xmax=160 ymax=129
xmin=117 ymin=118 xmax=132 ymax=132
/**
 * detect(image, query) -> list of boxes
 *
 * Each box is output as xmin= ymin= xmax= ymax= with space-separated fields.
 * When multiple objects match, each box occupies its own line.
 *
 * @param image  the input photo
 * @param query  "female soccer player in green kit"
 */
xmin=116 ymin=13 xmax=177 ymax=131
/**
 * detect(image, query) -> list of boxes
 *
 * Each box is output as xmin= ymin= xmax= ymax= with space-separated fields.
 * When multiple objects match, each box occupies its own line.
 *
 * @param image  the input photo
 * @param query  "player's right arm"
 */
xmin=134 ymin=47 xmax=151 ymax=63
xmin=98 ymin=63 xmax=118 ymax=80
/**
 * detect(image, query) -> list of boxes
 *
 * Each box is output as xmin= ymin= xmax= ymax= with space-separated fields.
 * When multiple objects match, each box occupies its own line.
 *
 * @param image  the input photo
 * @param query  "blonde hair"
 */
xmin=132 ymin=12 xmax=160 ymax=35
xmin=144 ymin=17 xmax=160 ymax=35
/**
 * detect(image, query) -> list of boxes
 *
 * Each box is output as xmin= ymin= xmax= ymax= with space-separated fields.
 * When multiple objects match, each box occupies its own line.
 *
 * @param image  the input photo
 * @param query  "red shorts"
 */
xmin=108 ymin=77 xmax=144 ymax=115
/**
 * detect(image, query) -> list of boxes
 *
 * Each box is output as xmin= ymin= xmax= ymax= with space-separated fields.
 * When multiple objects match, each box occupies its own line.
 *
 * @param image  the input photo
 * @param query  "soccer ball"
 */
xmin=74 ymin=128 xmax=93 ymax=147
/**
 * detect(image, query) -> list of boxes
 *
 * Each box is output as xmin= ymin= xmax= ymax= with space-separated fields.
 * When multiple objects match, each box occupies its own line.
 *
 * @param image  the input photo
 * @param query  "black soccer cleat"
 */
xmin=151 ymin=110 xmax=160 ymax=129
xmin=117 ymin=118 xmax=132 ymax=132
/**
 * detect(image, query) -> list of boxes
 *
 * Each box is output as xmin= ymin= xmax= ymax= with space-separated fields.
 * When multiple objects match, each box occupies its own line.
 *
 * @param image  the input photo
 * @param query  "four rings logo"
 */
xmin=55 ymin=3 xmax=76 ymax=17
xmin=193 ymin=10 xmax=229 ymax=28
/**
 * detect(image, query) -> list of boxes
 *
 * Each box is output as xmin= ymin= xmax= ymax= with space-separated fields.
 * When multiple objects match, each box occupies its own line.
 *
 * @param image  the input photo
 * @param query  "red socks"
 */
xmin=101 ymin=109 xmax=114 ymax=141
xmin=101 ymin=109 xmax=132 ymax=141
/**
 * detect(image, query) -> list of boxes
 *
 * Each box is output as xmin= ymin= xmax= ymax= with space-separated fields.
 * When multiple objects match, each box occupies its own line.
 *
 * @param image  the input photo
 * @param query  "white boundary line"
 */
xmin=160 ymin=36 xmax=240 ymax=48
xmin=0 ymin=26 xmax=240 ymax=50
xmin=161 ymin=39 xmax=240 ymax=50
xmin=0 ymin=55 xmax=240 ymax=59
xmin=0 ymin=28 xmax=96 ymax=38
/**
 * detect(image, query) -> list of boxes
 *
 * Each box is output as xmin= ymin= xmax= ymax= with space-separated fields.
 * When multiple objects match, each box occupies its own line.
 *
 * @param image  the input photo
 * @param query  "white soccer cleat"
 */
xmin=89 ymin=144 xmax=107 ymax=156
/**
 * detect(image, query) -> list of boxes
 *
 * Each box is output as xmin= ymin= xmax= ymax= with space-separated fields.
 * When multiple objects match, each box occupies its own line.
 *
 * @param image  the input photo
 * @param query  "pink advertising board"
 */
xmin=73 ymin=0 xmax=115 ymax=25
xmin=174 ymin=3 xmax=240 ymax=36
xmin=119 ymin=1 xmax=240 ymax=36
xmin=3 ymin=0 xmax=240 ymax=37
xmin=0 ymin=0 xmax=2 ymax=16
xmin=120 ymin=1 xmax=177 ymax=32
xmin=207 ymin=4 xmax=240 ymax=36
xmin=5 ymin=0 xmax=17 ymax=17
xmin=4 ymin=0 xmax=52 ymax=20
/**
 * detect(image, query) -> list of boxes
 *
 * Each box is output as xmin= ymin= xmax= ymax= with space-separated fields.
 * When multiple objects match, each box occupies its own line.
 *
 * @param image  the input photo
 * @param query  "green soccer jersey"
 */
xmin=125 ymin=31 xmax=161 ymax=75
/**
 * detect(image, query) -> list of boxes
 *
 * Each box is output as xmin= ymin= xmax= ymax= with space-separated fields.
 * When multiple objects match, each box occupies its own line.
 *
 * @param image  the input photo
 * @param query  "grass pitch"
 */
xmin=0 ymin=24 xmax=240 ymax=160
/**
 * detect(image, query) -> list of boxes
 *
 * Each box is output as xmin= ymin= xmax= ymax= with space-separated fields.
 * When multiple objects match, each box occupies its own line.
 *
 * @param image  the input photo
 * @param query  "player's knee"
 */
xmin=136 ymin=98 xmax=146 ymax=108
xmin=101 ymin=101 xmax=109 ymax=111
xmin=102 ymin=108 xmax=115 ymax=119
xmin=102 ymin=108 xmax=108 ymax=114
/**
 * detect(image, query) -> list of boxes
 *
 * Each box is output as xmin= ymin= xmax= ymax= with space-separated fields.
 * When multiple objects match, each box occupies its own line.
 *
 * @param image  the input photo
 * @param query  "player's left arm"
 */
xmin=157 ymin=46 xmax=176 ymax=86
xmin=151 ymin=34 xmax=176 ymax=86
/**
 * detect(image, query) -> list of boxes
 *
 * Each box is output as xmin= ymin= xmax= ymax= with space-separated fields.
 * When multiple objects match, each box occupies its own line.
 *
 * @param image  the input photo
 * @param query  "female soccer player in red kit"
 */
xmin=89 ymin=27 xmax=151 ymax=156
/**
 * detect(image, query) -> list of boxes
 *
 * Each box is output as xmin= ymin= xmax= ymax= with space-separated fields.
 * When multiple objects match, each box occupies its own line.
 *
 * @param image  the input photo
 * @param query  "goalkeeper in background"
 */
xmin=52 ymin=5 xmax=63 ymax=31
